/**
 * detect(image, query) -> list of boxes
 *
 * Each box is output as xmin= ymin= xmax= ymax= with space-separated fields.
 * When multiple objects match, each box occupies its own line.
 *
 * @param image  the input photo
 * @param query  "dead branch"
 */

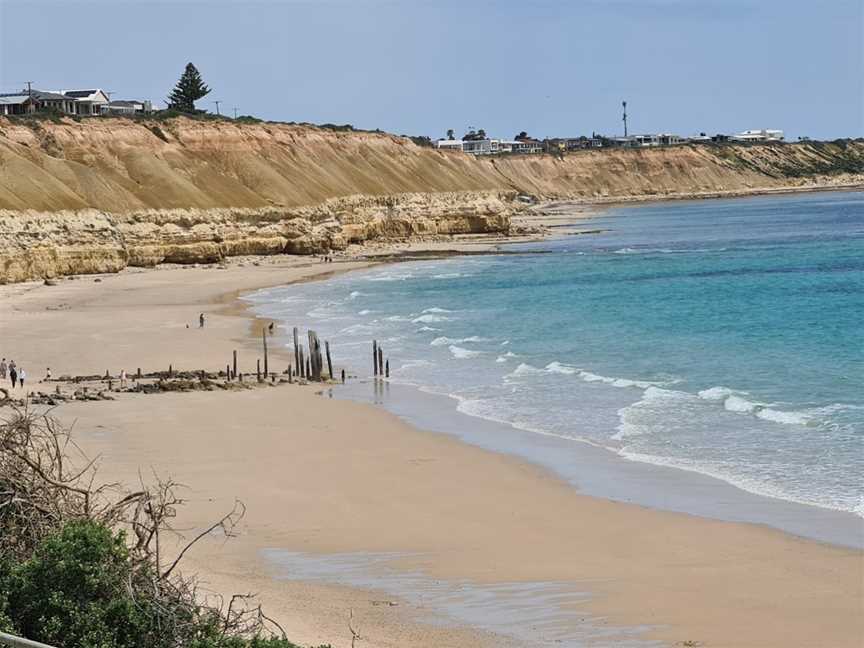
xmin=162 ymin=499 xmax=245 ymax=580
xmin=348 ymin=608 xmax=362 ymax=648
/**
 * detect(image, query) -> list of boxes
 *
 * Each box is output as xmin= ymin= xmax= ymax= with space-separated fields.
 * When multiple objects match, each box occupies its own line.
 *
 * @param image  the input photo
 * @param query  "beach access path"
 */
xmin=0 ymin=246 xmax=861 ymax=648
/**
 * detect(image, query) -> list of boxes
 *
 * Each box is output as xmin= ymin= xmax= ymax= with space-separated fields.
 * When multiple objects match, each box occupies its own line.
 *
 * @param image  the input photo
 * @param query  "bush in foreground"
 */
xmin=0 ymin=409 xmax=329 ymax=647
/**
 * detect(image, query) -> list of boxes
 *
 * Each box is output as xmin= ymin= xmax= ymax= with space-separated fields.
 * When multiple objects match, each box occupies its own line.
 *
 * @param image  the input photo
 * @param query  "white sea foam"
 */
xmin=755 ymin=408 xmax=812 ymax=426
xmin=358 ymin=309 xmax=372 ymax=315
xmin=367 ymin=272 xmax=415 ymax=282
xmin=509 ymin=363 xmax=544 ymax=376
xmin=545 ymin=361 xmax=578 ymax=375
xmin=698 ymin=386 xmax=815 ymax=426
xmin=612 ymin=386 xmax=688 ymax=440
xmin=417 ymin=326 xmax=440 ymax=332
xmin=578 ymin=371 xmax=667 ymax=389
xmin=431 ymin=336 xmax=489 ymax=347
xmin=723 ymin=394 xmax=760 ymax=413
xmin=412 ymin=314 xmax=451 ymax=323
xmin=422 ymin=307 xmax=453 ymax=313
xmin=385 ymin=315 xmax=411 ymax=322
xmin=495 ymin=356 xmax=508 ymax=363
xmin=449 ymin=345 xmax=481 ymax=359
xmin=432 ymin=273 xmax=462 ymax=279
xmin=349 ymin=291 xmax=366 ymax=299
xmin=697 ymin=386 xmax=739 ymax=401
xmin=612 ymin=246 xmax=726 ymax=255
xmin=339 ymin=323 xmax=376 ymax=335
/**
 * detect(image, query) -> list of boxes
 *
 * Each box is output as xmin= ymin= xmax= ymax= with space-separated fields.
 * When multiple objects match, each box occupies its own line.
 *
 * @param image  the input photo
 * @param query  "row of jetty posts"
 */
xmin=220 ymin=327 xmax=345 ymax=385
xmin=95 ymin=327 xmax=391 ymax=389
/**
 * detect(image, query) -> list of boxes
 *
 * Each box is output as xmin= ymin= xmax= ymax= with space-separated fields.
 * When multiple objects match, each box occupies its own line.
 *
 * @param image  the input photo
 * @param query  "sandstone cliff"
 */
xmin=0 ymin=116 xmax=861 ymax=283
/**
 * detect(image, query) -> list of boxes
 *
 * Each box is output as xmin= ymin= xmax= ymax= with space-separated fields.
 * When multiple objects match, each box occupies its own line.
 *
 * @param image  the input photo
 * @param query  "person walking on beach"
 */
xmin=18 ymin=368 xmax=26 ymax=389
xmin=199 ymin=313 xmax=205 ymax=328
xmin=0 ymin=358 xmax=6 ymax=380
xmin=9 ymin=364 xmax=17 ymax=389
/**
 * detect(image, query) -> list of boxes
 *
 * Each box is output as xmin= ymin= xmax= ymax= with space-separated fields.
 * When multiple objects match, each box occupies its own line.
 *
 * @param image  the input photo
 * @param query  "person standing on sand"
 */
xmin=0 ymin=358 xmax=6 ymax=380
xmin=18 ymin=368 xmax=25 ymax=389
xmin=45 ymin=367 xmax=51 ymax=381
xmin=9 ymin=364 xmax=18 ymax=389
xmin=199 ymin=313 xmax=205 ymax=328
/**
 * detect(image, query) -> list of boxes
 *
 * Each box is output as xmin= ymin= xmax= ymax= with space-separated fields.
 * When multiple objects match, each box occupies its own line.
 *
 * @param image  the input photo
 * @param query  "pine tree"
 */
xmin=167 ymin=62 xmax=211 ymax=113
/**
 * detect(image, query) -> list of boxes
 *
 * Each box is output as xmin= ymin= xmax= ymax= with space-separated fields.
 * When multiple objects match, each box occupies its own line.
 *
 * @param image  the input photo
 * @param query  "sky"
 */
xmin=1 ymin=0 xmax=862 ymax=140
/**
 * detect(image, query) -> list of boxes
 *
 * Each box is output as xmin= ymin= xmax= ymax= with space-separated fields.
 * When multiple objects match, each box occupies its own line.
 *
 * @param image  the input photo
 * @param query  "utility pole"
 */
xmin=213 ymin=100 xmax=221 ymax=116
xmin=622 ymin=100 xmax=628 ymax=137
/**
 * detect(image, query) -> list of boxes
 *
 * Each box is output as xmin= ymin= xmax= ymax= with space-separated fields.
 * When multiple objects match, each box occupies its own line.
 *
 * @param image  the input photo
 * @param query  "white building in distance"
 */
xmin=733 ymin=129 xmax=784 ymax=142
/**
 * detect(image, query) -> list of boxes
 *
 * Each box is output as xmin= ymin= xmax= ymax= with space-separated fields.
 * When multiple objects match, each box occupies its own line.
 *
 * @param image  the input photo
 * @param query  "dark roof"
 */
xmin=108 ymin=100 xmax=142 ymax=107
xmin=63 ymin=89 xmax=99 ymax=98
xmin=31 ymin=90 xmax=70 ymax=101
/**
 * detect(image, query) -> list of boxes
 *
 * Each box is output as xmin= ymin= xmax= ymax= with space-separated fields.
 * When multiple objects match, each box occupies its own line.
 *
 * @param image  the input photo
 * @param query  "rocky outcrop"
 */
xmin=0 ymin=191 xmax=515 ymax=284
xmin=0 ymin=116 xmax=861 ymax=283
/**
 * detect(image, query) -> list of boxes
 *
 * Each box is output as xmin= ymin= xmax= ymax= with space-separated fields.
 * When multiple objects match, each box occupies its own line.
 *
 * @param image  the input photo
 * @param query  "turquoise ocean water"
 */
xmin=248 ymin=192 xmax=863 ymax=521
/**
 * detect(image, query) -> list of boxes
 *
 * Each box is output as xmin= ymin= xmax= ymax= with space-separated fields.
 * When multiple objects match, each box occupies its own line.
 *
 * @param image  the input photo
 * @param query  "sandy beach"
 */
xmin=1 ymin=247 xmax=862 ymax=647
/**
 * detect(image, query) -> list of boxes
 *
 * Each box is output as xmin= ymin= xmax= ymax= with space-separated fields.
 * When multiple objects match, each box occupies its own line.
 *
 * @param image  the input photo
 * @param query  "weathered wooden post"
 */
xmin=373 ymin=340 xmax=378 ymax=376
xmin=306 ymin=358 xmax=311 ymax=379
xmin=307 ymin=331 xmax=317 ymax=380
xmin=293 ymin=327 xmax=300 ymax=374
xmin=239 ymin=372 xmax=244 ymax=383
xmin=169 ymin=364 xmax=173 ymax=378
xmin=257 ymin=359 xmax=262 ymax=382
xmin=325 ymin=341 xmax=334 ymax=380
xmin=341 ymin=369 xmax=345 ymax=384
xmin=232 ymin=350 xmax=238 ymax=379
xmin=108 ymin=378 xmax=113 ymax=391
xmin=377 ymin=347 xmax=384 ymax=378
xmin=288 ymin=365 xmax=293 ymax=383
xmin=226 ymin=364 xmax=231 ymax=380
xmin=385 ymin=360 xmax=389 ymax=378
xmin=136 ymin=367 xmax=141 ymax=380
xmin=262 ymin=329 xmax=269 ymax=377
xmin=105 ymin=370 xmax=109 ymax=380
xmin=299 ymin=346 xmax=305 ymax=378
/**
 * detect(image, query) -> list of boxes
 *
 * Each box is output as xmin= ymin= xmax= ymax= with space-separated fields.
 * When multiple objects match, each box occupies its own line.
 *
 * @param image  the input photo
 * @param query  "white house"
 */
xmin=101 ymin=99 xmax=153 ymax=116
xmin=733 ymin=129 xmax=784 ymax=142
xmin=436 ymin=139 xmax=464 ymax=152
xmin=55 ymin=89 xmax=110 ymax=115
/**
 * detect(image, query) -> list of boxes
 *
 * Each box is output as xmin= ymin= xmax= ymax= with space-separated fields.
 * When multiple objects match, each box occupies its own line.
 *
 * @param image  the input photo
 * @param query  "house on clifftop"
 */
xmin=55 ymin=89 xmax=110 ymax=115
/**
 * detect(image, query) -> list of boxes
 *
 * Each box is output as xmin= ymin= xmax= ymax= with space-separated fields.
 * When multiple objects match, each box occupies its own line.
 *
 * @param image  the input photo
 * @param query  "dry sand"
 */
xmin=1 ymin=251 xmax=862 ymax=648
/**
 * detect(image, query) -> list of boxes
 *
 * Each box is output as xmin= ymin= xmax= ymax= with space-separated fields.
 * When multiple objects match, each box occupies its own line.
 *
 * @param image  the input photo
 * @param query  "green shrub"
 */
xmin=1 ymin=520 xmax=320 ymax=648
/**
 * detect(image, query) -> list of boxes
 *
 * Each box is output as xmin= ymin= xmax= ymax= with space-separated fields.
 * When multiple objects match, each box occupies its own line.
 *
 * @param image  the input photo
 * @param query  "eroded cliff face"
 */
xmin=0 ymin=191 xmax=514 ymax=284
xmin=0 ymin=116 xmax=861 ymax=283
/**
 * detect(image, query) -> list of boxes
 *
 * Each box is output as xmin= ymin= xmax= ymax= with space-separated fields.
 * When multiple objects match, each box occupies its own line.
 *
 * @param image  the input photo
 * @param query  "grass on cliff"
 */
xmin=0 ymin=408 xmax=330 ymax=648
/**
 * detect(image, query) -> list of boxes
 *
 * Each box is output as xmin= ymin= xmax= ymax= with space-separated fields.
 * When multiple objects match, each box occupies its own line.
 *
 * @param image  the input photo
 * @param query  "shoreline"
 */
xmin=1 ymin=201 xmax=862 ymax=647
